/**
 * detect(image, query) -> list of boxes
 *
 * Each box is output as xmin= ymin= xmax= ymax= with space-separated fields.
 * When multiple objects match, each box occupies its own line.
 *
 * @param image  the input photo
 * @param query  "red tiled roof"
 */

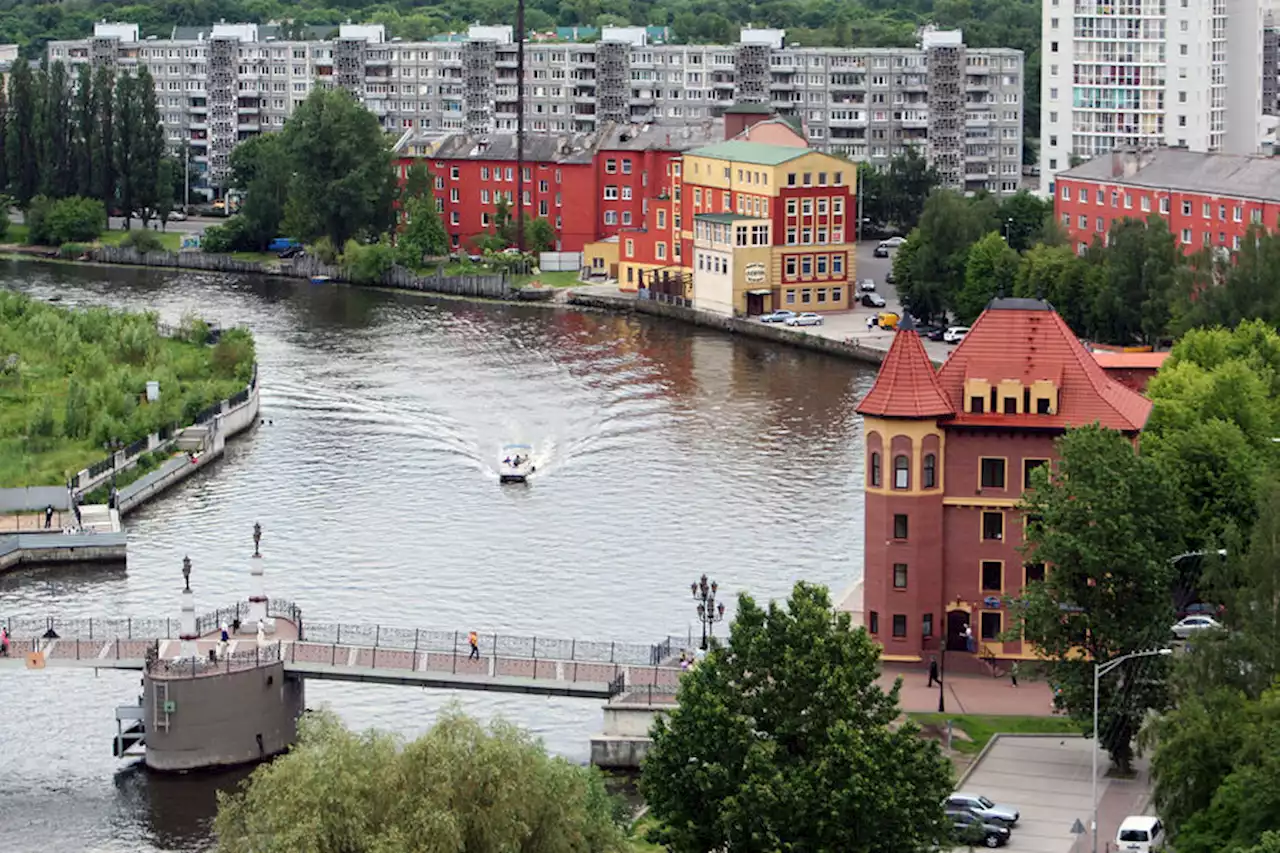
xmin=1091 ymin=351 xmax=1170 ymax=370
xmin=936 ymin=299 xmax=1152 ymax=431
xmin=856 ymin=329 xmax=955 ymax=418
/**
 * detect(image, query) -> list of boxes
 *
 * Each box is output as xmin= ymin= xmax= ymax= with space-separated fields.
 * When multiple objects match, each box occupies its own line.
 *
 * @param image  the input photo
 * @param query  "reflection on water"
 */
xmin=0 ymin=259 xmax=873 ymax=851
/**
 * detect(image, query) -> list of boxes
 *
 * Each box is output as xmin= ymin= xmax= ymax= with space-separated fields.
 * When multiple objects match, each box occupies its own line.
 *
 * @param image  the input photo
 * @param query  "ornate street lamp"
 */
xmin=691 ymin=574 xmax=726 ymax=651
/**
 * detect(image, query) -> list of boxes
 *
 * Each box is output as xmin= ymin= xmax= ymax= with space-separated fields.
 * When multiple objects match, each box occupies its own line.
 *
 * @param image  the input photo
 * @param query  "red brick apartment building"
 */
xmin=857 ymin=300 xmax=1153 ymax=663
xmin=1054 ymin=148 xmax=1280 ymax=255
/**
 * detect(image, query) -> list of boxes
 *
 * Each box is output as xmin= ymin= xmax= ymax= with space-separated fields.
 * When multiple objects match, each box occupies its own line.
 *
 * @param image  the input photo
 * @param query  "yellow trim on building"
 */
xmin=941 ymin=496 xmax=1021 ymax=508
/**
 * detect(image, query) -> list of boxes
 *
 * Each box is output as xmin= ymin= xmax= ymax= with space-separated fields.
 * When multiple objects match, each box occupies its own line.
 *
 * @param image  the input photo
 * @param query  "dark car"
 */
xmin=861 ymin=292 xmax=886 ymax=308
xmin=277 ymin=245 xmax=305 ymax=259
xmin=873 ymin=245 xmax=890 ymax=258
xmin=885 ymin=268 xmax=896 ymax=284
xmin=916 ymin=323 xmax=943 ymax=339
xmin=948 ymin=809 xmax=1012 ymax=848
xmin=927 ymin=325 xmax=947 ymax=341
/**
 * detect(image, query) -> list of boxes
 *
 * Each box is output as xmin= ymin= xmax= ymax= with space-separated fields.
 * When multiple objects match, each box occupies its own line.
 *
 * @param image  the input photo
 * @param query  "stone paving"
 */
xmin=885 ymin=665 xmax=1055 ymax=715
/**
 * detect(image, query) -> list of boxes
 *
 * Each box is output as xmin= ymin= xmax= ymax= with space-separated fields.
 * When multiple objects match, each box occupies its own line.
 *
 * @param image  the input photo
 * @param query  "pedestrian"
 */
xmin=1 ymin=626 xmax=8 ymax=657
xmin=468 ymin=630 xmax=480 ymax=661
xmin=44 ymin=504 xmax=54 ymax=529
xmin=963 ymin=624 xmax=975 ymax=653
xmin=928 ymin=656 xmax=940 ymax=687
xmin=1009 ymin=661 xmax=1020 ymax=687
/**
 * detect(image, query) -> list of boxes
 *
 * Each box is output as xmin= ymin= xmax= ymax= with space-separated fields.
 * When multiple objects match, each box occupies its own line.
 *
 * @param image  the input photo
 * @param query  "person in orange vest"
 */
xmin=468 ymin=631 xmax=480 ymax=661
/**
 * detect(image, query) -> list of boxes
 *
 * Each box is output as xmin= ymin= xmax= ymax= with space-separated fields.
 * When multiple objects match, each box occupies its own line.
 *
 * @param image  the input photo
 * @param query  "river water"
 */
xmin=0 ymin=259 xmax=872 ymax=852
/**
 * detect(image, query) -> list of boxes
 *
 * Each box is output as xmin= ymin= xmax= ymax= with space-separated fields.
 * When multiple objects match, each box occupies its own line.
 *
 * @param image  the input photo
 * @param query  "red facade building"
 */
xmin=856 ymin=300 xmax=1152 ymax=664
xmin=1054 ymin=148 xmax=1280 ymax=256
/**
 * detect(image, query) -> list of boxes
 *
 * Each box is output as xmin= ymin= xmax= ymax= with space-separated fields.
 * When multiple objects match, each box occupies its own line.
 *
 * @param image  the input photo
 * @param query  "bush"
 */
xmin=200 ymin=216 xmax=254 ymax=253
xmin=310 ymin=236 xmax=338 ymax=265
xmin=27 ymin=196 xmax=107 ymax=245
xmin=341 ymin=237 xmax=395 ymax=285
xmin=58 ymin=242 xmax=90 ymax=259
xmin=121 ymin=229 xmax=165 ymax=254
xmin=211 ymin=327 xmax=256 ymax=383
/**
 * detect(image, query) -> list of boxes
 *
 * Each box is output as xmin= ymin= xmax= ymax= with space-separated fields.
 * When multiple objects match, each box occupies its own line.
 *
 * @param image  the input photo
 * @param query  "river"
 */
xmin=0 ymin=259 xmax=872 ymax=852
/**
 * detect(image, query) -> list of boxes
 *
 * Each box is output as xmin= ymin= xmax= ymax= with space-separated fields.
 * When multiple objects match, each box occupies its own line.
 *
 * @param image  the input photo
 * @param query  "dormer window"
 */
xmin=1037 ymin=397 xmax=1051 ymax=414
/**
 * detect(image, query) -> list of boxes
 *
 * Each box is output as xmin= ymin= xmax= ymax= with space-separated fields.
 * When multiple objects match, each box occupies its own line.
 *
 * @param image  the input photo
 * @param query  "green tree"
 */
xmin=896 ymin=189 xmax=996 ymax=323
xmin=1014 ymin=425 xmax=1178 ymax=773
xmin=230 ymin=133 xmax=290 ymax=249
xmin=1014 ymin=243 xmax=1093 ymax=334
xmin=1171 ymin=227 xmax=1280 ymax=331
xmin=997 ymin=189 xmax=1054 ymax=252
xmin=64 ymin=377 xmax=89 ymax=439
xmin=955 ymin=230 xmax=1021 ymax=323
xmin=26 ymin=195 xmax=107 ymax=244
xmin=91 ymin=65 xmax=116 ymax=209
xmin=130 ymin=66 xmax=165 ymax=225
xmin=525 ymin=215 xmax=556 ymax=252
xmin=154 ymin=156 xmax=177 ymax=227
xmin=396 ymin=195 xmax=448 ymax=268
xmin=399 ymin=161 xmax=433 ymax=203
xmin=71 ymin=63 xmax=95 ymax=198
xmin=1087 ymin=215 xmax=1181 ymax=345
xmin=280 ymin=88 xmax=397 ymax=247
xmin=884 ymin=146 xmax=942 ymax=232
xmin=341 ymin=237 xmax=395 ymax=284
xmin=112 ymin=71 xmax=142 ymax=227
xmin=39 ymin=60 xmax=74 ymax=199
xmin=6 ymin=59 xmax=40 ymax=207
xmin=641 ymin=581 xmax=954 ymax=853
xmin=214 ymin=707 xmax=622 ymax=853
xmin=0 ymin=84 xmax=8 ymax=195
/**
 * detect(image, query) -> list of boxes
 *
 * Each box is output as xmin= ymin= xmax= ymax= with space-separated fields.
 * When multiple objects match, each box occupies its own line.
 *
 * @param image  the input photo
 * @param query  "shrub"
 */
xmin=28 ymin=196 xmax=107 ymax=245
xmin=58 ymin=242 xmax=90 ymax=259
xmin=121 ymin=229 xmax=165 ymax=254
xmin=200 ymin=216 xmax=254 ymax=253
xmin=310 ymin=236 xmax=338 ymax=265
xmin=341 ymin=237 xmax=395 ymax=285
xmin=211 ymin=327 xmax=256 ymax=383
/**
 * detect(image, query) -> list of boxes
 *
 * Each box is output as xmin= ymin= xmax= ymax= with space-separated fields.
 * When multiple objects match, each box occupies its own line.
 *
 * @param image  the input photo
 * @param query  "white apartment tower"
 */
xmin=1039 ymin=0 xmax=1263 ymax=196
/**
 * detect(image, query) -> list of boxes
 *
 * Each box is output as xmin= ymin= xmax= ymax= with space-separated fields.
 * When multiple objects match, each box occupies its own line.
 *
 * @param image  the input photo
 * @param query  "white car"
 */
xmin=786 ymin=312 xmax=824 ymax=327
xmin=943 ymin=326 xmax=969 ymax=344
xmin=881 ymin=236 xmax=907 ymax=248
xmin=166 ymin=210 xmax=188 ymax=221
xmin=946 ymin=793 xmax=1020 ymax=827
xmin=859 ymin=278 xmax=877 ymax=292
xmin=1172 ymin=615 xmax=1222 ymax=639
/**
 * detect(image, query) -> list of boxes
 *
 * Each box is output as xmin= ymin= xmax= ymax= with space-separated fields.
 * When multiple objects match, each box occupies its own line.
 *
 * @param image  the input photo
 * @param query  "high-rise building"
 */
xmin=1038 ymin=0 xmax=1264 ymax=197
xmin=49 ymin=23 xmax=1024 ymax=199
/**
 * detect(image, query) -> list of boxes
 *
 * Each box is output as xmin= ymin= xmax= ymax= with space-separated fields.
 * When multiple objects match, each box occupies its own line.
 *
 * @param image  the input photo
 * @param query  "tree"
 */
xmin=641 ymin=582 xmax=954 ymax=853
xmin=26 ymin=195 xmax=107 ymax=245
xmin=1171 ymin=227 xmax=1280 ymax=332
xmin=0 ymin=81 xmax=8 ymax=195
xmin=130 ymin=66 xmax=166 ymax=225
xmin=526 ymin=216 xmax=556 ymax=253
xmin=112 ymin=71 xmax=141 ymax=227
xmin=6 ymin=59 xmax=39 ymax=207
xmin=214 ymin=707 xmax=622 ymax=853
xmin=39 ymin=60 xmax=74 ymax=199
xmin=955 ymin=230 xmax=1021 ymax=323
xmin=1014 ymin=425 xmax=1178 ymax=773
xmin=71 ymin=63 xmax=95 ymax=197
xmin=997 ymin=189 xmax=1053 ymax=252
xmin=1087 ymin=215 xmax=1181 ymax=345
xmin=396 ymin=195 xmax=448 ymax=268
xmin=895 ymin=189 xmax=996 ymax=323
xmin=91 ymin=65 xmax=116 ymax=209
xmin=884 ymin=146 xmax=942 ymax=232
xmin=399 ymin=161 xmax=433 ymax=204
xmin=280 ymin=88 xmax=397 ymax=247
xmin=1013 ymin=243 xmax=1093 ymax=334
xmin=230 ymin=133 xmax=290 ymax=249
xmin=154 ymin=156 xmax=177 ymax=227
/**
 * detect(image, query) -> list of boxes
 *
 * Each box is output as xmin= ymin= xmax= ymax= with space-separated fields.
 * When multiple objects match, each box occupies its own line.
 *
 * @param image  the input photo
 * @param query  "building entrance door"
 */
xmin=946 ymin=610 xmax=971 ymax=652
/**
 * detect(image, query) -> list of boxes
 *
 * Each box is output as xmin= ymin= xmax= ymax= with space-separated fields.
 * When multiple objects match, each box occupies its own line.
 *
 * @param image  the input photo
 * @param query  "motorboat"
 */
xmin=499 ymin=444 xmax=536 ymax=484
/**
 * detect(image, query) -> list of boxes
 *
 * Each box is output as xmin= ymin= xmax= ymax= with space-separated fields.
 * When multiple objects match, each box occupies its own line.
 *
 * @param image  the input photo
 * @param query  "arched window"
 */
xmin=923 ymin=454 xmax=937 ymax=489
xmin=893 ymin=455 xmax=910 ymax=489
xmin=870 ymin=452 xmax=882 ymax=487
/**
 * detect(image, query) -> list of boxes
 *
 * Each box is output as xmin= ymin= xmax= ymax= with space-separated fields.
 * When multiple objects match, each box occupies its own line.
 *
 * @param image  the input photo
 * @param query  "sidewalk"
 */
xmin=883 ymin=665 xmax=1055 ymax=715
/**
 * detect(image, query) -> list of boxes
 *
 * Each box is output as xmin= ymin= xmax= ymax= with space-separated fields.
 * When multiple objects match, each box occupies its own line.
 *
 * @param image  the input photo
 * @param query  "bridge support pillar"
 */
xmin=589 ymin=701 xmax=672 ymax=771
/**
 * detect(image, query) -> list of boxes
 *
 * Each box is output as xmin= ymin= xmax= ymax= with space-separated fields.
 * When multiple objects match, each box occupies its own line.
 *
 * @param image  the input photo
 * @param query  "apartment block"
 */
xmin=49 ymin=22 xmax=1024 ymax=198
xmin=1038 ymin=0 xmax=1264 ymax=197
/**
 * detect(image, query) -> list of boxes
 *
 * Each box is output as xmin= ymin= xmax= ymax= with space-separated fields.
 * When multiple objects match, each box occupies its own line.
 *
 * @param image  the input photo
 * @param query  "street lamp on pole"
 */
xmin=691 ymin=574 xmax=725 ymax=650
xmin=1091 ymin=648 xmax=1173 ymax=853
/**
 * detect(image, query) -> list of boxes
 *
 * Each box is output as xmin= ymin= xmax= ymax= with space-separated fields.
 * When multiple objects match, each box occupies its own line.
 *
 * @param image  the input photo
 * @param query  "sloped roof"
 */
xmin=1091 ymin=351 xmax=1170 ymax=370
xmin=936 ymin=298 xmax=1152 ymax=431
xmin=856 ymin=329 xmax=955 ymax=419
xmin=1059 ymin=148 xmax=1280 ymax=204
xmin=684 ymin=140 xmax=811 ymax=166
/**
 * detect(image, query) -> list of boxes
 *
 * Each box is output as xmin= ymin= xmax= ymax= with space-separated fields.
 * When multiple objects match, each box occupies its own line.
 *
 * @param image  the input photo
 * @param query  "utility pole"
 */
xmin=515 ymin=0 xmax=526 ymax=255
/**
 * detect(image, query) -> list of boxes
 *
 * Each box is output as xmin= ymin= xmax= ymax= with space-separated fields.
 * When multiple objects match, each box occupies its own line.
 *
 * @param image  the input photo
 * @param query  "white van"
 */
xmin=1116 ymin=815 xmax=1165 ymax=852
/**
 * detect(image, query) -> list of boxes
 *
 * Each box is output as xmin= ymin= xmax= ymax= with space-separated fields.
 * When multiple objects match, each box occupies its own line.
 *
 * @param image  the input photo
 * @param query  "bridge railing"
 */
xmin=148 ymin=643 xmax=283 ymax=679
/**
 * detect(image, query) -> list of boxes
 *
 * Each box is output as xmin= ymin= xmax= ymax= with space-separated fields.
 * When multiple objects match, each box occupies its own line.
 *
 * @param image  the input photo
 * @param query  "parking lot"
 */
xmin=957 ymin=736 xmax=1154 ymax=853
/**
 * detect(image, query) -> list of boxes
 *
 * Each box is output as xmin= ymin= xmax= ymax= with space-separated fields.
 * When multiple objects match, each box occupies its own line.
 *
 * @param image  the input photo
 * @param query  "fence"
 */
xmin=148 ymin=642 xmax=283 ymax=679
xmin=285 ymin=256 xmax=515 ymax=300
xmin=91 ymin=246 xmax=267 ymax=274
xmin=538 ymin=251 xmax=583 ymax=272
xmin=637 ymin=288 xmax=692 ymax=308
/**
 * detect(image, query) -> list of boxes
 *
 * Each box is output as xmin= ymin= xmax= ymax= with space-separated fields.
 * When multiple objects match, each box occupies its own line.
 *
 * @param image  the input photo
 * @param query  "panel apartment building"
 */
xmin=49 ymin=22 xmax=1024 ymax=197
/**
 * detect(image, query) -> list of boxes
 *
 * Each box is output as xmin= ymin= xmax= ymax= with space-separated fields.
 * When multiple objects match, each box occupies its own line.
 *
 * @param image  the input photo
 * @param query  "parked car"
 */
xmin=277 ymin=245 xmax=305 ymax=259
xmin=947 ymin=794 xmax=1020 ymax=827
xmin=166 ymin=210 xmax=188 ymax=221
xmin=861 ymin=292 xmax=887 ymax=308
xmin=859 ymin=278 xmax=877 ymax=292
xmin=943 ymin=326 xmax=970 ymax=344
xmin=873 ymin=244 xmax=890 ymax=258
xmin=881 ymin=236 xmax=907 ymax=248
xmin=1116 ymin=815 xmax=1165 ymax=853
xmin=885 ymin=268 xmax=896 ymax=284
xmin=947 ymin=809 xmax=1011 ymax=848
xmin=916 ymin=323 xmax=944 ymax=340
xmin=1179 ymin=602 xmax=1224 ymax=619
xmin=1172 ymin=614 xmax=1222 ymax=639
xmin=786 ymin=312 xmax=824 ymax=326
xmin=927 ymin=325 xmax=947 ymax=341
xmin=760 ymin=310 xmax=797 ymax=324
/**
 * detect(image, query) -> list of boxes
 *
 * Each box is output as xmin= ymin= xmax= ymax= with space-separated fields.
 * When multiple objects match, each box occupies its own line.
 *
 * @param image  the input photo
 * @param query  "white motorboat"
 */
xmin=499 ymin=444 xmax=536 ymax=484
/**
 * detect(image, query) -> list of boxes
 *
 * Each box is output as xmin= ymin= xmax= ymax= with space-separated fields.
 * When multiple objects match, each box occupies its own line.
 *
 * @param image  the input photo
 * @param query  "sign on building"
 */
xmin=744 ymin=262 xmax=766 ymax=283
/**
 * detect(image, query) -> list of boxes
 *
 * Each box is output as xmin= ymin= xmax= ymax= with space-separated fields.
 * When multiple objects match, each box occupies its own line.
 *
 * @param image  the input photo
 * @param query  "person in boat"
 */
xmin=503 ymin=455 xmax=512 ymax=465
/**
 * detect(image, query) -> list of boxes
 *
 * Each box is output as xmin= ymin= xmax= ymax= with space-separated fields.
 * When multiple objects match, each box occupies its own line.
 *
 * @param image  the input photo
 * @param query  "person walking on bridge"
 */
xmin=468 ymin=631 xmax=480 ymax=661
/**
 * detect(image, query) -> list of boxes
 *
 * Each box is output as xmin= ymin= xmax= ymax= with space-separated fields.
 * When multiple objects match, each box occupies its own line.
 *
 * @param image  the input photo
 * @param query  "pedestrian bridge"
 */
xmin=0 ymin=599 xmax=683 ymax=703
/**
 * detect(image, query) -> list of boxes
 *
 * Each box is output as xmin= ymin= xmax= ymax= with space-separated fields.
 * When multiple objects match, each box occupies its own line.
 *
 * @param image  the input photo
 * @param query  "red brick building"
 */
xmin=856 ymin=300 xmax=1152 ymax=664
xmin=1054 ymin=148 xmax=1280 ymax=256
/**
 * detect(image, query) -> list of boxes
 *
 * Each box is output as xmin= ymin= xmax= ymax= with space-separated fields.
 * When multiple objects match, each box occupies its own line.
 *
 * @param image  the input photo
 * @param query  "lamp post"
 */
xmin=1003 ymin=217 xmax=1014 ymax=243
xmin=691 ymin=574 xmax=725 ymax=650
xmin=103 ymin=437 xmax=123 ymax=499
xmin=1091 ymin=648 xmax=1172 ymax=853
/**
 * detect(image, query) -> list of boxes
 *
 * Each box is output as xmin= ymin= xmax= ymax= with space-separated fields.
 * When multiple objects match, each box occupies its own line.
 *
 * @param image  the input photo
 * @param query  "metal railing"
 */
xmin=148 ymin=643 xmax=282 ymax=679
xmin=611 ymin=684 xmax=681 ymax=706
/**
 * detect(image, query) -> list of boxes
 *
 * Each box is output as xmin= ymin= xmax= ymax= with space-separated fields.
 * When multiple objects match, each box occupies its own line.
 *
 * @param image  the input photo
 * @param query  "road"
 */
xmin=7 ymin=210 xmax=215 ymax=235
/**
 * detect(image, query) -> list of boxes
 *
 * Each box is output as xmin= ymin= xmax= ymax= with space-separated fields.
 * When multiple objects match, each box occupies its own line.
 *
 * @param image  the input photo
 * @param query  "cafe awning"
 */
xmin=747 ymin=289 xmax=772 ymax=295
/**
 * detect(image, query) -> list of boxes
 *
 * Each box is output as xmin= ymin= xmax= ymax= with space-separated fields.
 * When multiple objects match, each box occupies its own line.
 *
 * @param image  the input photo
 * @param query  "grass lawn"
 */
xmin=908 ymin=713 xmax=1080 ymax=755
xmin=513 ymin=269 xmax=581 ymax=288
xmin=229 ymin=251 xmax=280 ymax=264
xmin=3 ymin=223 xmax=29 ymax=244
xmin=98 ymin=229 xmax=184 ymax=251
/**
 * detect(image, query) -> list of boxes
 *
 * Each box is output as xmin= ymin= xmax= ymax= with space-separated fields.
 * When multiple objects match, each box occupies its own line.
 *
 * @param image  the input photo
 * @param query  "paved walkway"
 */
xmin=960 ymin=736 xmax=1154 ymax=853
xmin=884 ymin=665 xmax=1055 ymax=715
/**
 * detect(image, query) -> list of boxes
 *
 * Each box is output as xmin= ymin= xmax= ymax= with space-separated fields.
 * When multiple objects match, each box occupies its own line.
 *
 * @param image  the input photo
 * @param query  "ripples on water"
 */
xmin=0 ymin=260 xmax=873 ymax=852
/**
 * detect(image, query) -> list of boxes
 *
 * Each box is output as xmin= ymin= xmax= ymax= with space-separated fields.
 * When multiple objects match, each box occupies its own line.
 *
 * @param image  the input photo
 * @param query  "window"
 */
xmin=832 ymin=255 xmax=844 ymax=275
xmin=893 ymin=514 xmax=908 ymax=539
xmin=785 ymin=257 xmax=797 ymax=278
xmin=922 ymin=613 xmax=933 ymax=637
xmin=979 ymin=611 xmax=1001 ymax=641
xmin=870 ymin=452 xmax=881 ymax=487
xmin=980 ymin=458 xmax=1006 ymax=489
xmin=982 ymin=511 xmax=1004 ymax=541
xmin=970 ymin=395 xmax=985 ymax=414
xmin=831 ymin=285 xmax=843 ymax=304
xmin=480 ymin=167 xmax=489 ymax=180
xmin=605 ymin=158 xmax=617 ymax=173
xmin=893 ymin=564 xmax=908 ymax=588
xmin=1023 ymin=458 xmax=1047 ymax=489
xmin=923 ymin=453 xmax=937 ymax=488
xmin=893 ymin=455 xmax=909 ymax=489
xmin=892 ymin=614 xmax=907 ymax=637
xmin=1036 ymin=397 xmax=1051 ymax=414
xmin=1025 ymin=563 xmax=1046 ymax=585
xmin=981 ymin=561 xmax=1003 ymax=592
xmin=450 ymin=166 xmax=459 ymax=180
xmin=787 ymin=173 xmax=797 ymax=186
xmin=869 ymin=611 xmax=879 ymax=634
xmin=604 ymin=185 xmax=618 ymax=200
